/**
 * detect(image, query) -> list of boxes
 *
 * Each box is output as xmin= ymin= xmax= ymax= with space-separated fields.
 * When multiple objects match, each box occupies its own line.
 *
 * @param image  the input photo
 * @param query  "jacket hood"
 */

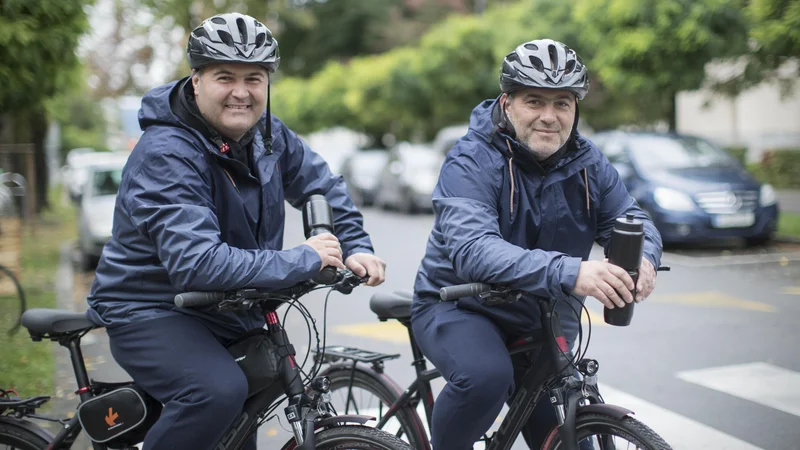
xmin=138 ymin=80 xmax=187 ymax=133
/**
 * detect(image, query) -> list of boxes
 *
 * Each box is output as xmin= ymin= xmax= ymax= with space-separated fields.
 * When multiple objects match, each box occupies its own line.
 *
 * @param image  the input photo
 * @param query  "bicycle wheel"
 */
xmin=280 ymin=425 xmax=413 ymax=449
xmin=540 ymin=411 xmax=672 ymax=450
xmin=323 ymin=366 xmax=428 ymax=449
xmin=0 ymin=422 xmax=49 ymax=450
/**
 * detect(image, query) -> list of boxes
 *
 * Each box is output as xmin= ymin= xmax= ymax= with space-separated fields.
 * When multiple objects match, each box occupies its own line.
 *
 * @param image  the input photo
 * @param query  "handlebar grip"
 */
xmin=174 ymin=291 xmax=225 ymax=308
xmin=439 ymin=283 xmax=491 ymax=301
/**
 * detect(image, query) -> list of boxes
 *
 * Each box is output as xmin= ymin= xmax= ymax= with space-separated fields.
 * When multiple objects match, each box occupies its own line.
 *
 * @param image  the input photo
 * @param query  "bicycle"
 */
xmin=314 ymin=280 xmax=673 ymax=450
xmin=0 ymin=269 xmax=412 ymax=450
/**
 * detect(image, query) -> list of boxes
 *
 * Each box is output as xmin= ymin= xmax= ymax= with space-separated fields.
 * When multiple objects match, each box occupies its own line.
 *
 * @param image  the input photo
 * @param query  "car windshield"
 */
xmin=628 ymin=136 xmax=734 ymax=170
xmin=92 ymin=169 xmax=123 ymax=196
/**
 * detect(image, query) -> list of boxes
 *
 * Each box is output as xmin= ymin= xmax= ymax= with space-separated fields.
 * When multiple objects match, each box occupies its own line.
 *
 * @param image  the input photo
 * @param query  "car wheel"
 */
xmin=745 ymin=234 xmax=772 ymax=247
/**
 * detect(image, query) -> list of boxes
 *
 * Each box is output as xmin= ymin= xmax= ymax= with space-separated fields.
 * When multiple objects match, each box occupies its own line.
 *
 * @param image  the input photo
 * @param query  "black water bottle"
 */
xmin=603 ymin=213 xmax=645 ymax=326
xmin=303 ymin=194 xmax=338 ymax=285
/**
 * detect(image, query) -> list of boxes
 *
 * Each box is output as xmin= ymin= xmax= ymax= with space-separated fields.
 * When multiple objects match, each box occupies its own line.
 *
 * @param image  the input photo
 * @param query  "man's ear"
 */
xmin=191 ymin=70 xmax=201 ymax=96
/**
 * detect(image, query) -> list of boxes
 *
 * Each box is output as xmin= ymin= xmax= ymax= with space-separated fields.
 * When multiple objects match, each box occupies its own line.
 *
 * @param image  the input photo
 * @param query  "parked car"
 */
xmin=432 ymin=124 xmax=469 ymax=155
xmin=76 ymin=157 xmax=128 ymax=270
xmin=375 ymin=142 xmax=444 ymax=214
xmin=63 ymin=151 xmax=129 ymax=204
xmin=340 ymin=148 xmax=389 ymax=206
xmin=592 ymin=131 xmax=779 ymax=246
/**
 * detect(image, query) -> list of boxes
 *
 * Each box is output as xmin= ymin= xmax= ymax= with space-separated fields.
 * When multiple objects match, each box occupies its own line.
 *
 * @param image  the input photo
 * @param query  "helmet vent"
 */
xmin=217 ymin=30 xmax=234 ymax=47
xmin=564 ymin=59 xmax=576 ymax=74
xmin=523 ymin=43 xmax=539 ymax=51
xmin=255 ymin=32 xmax=266 ymax=48
xmin=236 ymin=17 xmax=248 ymax=44
xmin=547 ymin=44 xmax=559 ymax=69
xmin=528 ymin=56 xmax=544 ymax=72
xmin=211 ymin=17 xmax=227 ymax=25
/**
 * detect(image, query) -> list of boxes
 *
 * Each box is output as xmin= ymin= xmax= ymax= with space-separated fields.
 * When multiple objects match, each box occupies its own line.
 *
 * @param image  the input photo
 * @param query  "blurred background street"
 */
xmin=2 ymin=0 xmax=799 ymax=449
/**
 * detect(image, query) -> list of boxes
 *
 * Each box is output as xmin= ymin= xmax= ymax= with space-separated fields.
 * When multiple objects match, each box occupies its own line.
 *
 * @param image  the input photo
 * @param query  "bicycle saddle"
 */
xmin=369 ymin=290 xmax=413 ymax=320
xmin=21 ymin=308 xmax=95 ymax=335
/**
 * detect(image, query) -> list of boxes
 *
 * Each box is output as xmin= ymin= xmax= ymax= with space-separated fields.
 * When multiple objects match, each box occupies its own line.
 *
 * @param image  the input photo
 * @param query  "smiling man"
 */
xmin=409 ymin=39 xmax=663 ymax=449
xmin=86 ymin=12 xmax=385 ymax=450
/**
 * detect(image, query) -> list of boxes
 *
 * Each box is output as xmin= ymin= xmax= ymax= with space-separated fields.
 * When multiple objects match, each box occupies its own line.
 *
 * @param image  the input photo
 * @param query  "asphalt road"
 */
xmin=52 ymin=206 xmax=800 ymax=449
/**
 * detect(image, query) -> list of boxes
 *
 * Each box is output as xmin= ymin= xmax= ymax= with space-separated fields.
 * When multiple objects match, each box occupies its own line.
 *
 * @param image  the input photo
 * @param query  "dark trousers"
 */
xmin=411 ymin=300 xmax=592 ymax=450
xmin=107 ymin=313 xmax=257 ymax=450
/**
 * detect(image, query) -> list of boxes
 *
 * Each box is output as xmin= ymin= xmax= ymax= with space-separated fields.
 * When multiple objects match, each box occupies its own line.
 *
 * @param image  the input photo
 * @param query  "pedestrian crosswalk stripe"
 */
xmin=676 ymin=362 xmax=800 ymax=418
xmin=781 ymin=286 xmax=800 ymax=295
xmin=599 ymin=383 xmax=764 ymax=450
xmin=333 ymin=321 xmax=409 ymax=344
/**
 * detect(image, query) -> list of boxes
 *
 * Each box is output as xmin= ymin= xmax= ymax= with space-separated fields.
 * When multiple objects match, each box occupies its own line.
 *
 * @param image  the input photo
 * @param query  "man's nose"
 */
xmin=231 ymin=81 xmax=248 ymax=99
xmin=539 ymin=104 xmax=557 ymax=124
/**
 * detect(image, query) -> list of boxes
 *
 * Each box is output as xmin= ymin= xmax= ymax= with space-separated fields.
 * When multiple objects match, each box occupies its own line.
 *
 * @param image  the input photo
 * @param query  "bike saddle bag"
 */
xmin=76 ymin=382 xmax=162 ymax=447
xmin=226 ymin=328 xmax=282 ymax=398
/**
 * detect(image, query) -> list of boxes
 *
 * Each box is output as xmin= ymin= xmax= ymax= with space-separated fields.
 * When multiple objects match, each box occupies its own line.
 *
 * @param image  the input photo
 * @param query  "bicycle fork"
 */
xmin=539 ymin=300 xmax=581 ymax=450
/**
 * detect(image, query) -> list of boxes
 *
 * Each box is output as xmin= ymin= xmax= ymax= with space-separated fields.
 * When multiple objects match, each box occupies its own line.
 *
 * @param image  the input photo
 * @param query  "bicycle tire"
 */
xmin=540 ymin=411 xmax=672 ymax=450
xmin=280 ymin=425 xmax=414 ymax=449
xmin=323 ymin=366 xmax=428 ymax=449
xmin=0 ymin=422 xmax=49 ymax=450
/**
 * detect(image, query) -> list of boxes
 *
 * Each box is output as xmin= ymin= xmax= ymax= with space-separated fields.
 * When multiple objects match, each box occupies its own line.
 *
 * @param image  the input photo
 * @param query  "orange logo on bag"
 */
xmin=105 ymin=407 xmax=119 ymax=427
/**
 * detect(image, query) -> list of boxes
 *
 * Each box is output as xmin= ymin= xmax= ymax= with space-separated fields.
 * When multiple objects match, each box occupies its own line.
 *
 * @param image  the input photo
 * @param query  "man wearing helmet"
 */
xmin=86 ymin=13 xmax=386 ymax=449
xmin=410 ymin=39 xmax=663 ymax=449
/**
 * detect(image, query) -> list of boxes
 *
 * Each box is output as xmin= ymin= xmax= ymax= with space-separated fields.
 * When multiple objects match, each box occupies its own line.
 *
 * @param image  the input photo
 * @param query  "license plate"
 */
xmin=712 ymin=212 xmax=755 ymax=228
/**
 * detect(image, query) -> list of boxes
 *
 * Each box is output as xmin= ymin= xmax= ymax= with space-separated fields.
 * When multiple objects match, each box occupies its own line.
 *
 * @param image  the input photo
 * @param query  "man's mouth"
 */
xmin=226 ymin=105 xmax=251 ymax=110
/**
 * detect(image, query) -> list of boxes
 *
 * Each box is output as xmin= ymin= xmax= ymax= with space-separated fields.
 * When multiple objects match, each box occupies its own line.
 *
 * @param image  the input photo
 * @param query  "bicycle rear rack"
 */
xmin=0 ymin=396 xmax=50 ymax=416
xmin=312 ymin=346 xmax=400 ymax=364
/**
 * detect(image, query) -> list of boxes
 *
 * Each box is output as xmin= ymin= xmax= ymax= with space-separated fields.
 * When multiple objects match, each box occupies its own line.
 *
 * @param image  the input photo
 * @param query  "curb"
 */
xmin=772 ymin=234 xmax=800 ymax=244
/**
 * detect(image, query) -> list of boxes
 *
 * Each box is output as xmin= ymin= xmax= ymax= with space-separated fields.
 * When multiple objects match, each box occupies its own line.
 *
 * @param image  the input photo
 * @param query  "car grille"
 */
xmin=694 ymin=190 xmax=758 ymax=214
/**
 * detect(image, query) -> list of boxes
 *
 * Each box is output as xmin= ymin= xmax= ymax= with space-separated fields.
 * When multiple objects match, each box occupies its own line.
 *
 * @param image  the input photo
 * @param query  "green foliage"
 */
xmin=0 ymin=187 xmax=76 ymax=396
xmin=778 ymin=212 xmax=800 ymax=238
xmin=754 ymin=148 xmax=800 ymax=188
xmin=748 ymin=0 xmax=800 ymax=59
xmin=0 ymin=0 xmax=92 ymax=114
xmin=724 ymin=145 xmax=748 ymax=164
xmin=47 ymin=83 xmax=110 ymax=157
xmin=573 ymin=0 xmax=749 ymax=130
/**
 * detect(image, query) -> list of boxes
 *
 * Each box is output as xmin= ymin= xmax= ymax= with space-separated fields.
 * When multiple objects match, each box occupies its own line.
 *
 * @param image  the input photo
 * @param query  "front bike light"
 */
xmin=578 ymin=359 xmax=599 ymax=376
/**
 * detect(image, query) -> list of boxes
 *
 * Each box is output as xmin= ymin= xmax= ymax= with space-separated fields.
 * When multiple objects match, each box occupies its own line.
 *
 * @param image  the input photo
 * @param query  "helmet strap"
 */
xmin=263 ymin=76 xmax=273 ymax=155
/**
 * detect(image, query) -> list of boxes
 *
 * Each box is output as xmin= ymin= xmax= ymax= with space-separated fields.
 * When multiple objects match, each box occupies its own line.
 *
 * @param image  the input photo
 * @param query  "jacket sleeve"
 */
xmin=123 ymin=141 xmax=321 ymax=292
xmin=278 ymin=120 xmax=375 ymax=258
xmin=435 ymin=151 xmax=583 ymax=298
xmin=594 ymin=155 xmax=663 ymax=268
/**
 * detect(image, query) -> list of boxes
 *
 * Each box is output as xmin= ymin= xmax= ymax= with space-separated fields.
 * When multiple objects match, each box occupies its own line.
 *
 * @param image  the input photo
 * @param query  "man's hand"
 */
xmin=573 ymin=260 xmax=635 ymax=309
xmin=635 ymin=258 xmax=656 ymax=302
xmin=345 ymin=253 xmax=387 ymax=286
xmin=304 ymin=233 xmax=345 ymax=271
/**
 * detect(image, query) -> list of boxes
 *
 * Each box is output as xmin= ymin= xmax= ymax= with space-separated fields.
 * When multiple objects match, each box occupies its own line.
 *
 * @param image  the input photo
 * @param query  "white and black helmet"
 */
xmin=499 ymin=39 xmax=589 ymax=100
xmin=187 ymin=13 xmax=280 ymax=72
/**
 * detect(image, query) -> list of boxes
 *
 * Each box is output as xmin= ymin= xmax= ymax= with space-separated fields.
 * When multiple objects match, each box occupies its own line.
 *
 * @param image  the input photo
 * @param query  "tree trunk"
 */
xmin=667 ymin=91 xmax=677 ymax=132
xmin=30 ymin=108 xmax=49 ymax=213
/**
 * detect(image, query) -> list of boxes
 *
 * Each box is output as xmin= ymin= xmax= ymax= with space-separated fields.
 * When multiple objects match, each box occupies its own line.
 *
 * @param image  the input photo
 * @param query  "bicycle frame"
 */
xmin=360 ymin=300 xmax=600 ymax=450
xmin=10 ymin=307 xmax=371 ymax=450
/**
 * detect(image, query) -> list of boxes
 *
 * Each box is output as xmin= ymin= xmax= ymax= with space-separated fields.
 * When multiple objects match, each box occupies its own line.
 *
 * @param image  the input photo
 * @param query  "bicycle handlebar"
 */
xmin=174 ymin=291 xmax=225 ymax=308
xmin=174 ymin=269 xmax=365 ymax=309
xmin=439 ymin=282 xmax=491 ymax=301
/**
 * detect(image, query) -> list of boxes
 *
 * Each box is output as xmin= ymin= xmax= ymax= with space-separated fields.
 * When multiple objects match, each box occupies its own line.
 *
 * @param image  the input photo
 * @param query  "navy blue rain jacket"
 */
xmin=412 ymin=98 xmax=662 ymax=340
xmin=86 ymin=79 xmax=374 ymax=333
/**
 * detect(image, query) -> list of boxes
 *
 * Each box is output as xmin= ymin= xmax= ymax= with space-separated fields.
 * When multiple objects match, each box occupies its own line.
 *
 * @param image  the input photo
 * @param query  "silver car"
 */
xmin=77 ymin=158 xmax=128 ymax=270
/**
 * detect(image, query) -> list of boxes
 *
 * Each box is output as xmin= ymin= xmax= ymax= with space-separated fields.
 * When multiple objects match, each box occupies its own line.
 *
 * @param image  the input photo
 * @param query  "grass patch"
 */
xmin=0 ymin=188 xmax=76 ymax=396
xmin=778 ymin=211 xmax=800 ymax=238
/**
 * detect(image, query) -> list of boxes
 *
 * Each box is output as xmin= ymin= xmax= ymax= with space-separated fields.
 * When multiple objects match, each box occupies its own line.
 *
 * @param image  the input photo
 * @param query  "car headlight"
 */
xmin=653 ymin=187 xmax=696 ymax=212
xmin=760 ymin=184 xmax=777 ymax=206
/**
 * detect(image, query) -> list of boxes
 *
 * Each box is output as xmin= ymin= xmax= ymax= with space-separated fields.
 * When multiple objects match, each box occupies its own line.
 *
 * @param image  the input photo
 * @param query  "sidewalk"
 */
xmin=45 ymin=243 xmax=128 ymax=450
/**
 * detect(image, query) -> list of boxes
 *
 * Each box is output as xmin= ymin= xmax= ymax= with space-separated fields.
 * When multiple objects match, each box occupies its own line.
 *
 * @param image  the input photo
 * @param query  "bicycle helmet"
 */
xmin=187 ymin=13 xmax=280 ymax=72
xmin=499 ymin=39 xmax=589 ymax=100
